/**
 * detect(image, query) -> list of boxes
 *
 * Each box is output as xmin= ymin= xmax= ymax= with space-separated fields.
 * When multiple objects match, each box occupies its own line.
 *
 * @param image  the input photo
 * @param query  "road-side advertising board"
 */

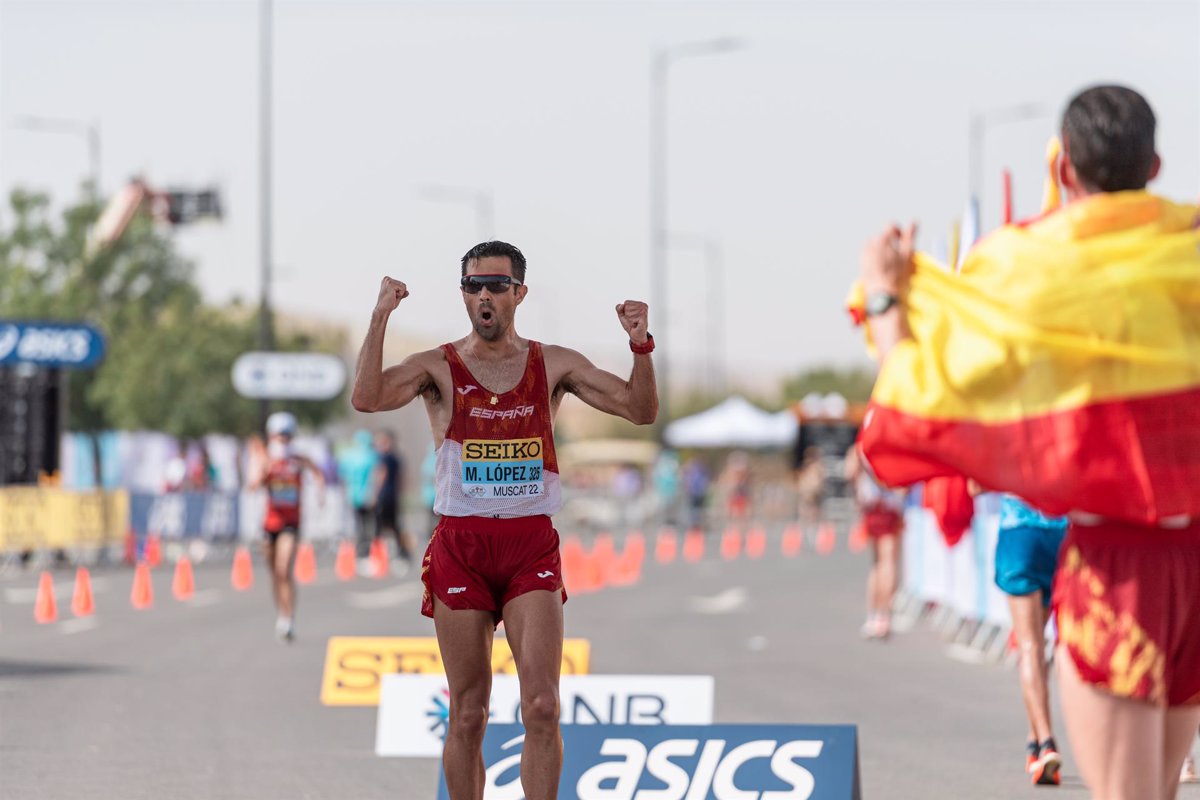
xmin=438 ymin=723 xmax=861 ymax=800
xmin=376 ymin=674 xmax=714 ymax=757
xmin=0 ymin=321 xmax=105 ymax=368
xmin=231 ymin=351 xmax=346 ymax=400
xmin=320 ymin=637 xmax=591 ymax=706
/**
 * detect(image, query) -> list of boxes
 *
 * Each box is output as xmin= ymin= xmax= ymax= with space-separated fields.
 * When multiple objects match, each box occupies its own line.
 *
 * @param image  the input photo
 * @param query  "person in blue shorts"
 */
xmin=996 ymin=494 xmax=1068 ymax=786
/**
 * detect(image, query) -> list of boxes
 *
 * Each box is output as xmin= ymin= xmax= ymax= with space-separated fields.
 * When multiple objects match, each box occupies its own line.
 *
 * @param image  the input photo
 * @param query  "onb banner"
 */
xmin=375 ymin=674 xmax=714 ymax=757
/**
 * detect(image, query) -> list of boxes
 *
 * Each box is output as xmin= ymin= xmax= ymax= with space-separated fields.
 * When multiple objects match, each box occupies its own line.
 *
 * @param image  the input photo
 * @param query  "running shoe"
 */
xmin=1181 ymin=755 xmax=1198 ymax=784
xmin=275 ymin=617 xmax=294 ymax=643
xmin=1030 ymin=740 xmax=1062 ymax=786
xmin=1025 ymin=741 xmax=1039 ymax=774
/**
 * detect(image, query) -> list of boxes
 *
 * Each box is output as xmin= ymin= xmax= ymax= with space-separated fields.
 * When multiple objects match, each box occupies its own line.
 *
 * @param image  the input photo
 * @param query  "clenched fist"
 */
xmin=375 ymin=277 xmax=410 ymax=314
xmin=616 ymin=300 xmax=650 ymax=344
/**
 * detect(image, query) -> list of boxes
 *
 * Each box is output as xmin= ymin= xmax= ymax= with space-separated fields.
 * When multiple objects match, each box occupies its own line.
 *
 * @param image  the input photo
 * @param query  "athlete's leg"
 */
xmin=502 ymin=589 xmax=564 ymax=800
xmin=433 ymin=597 xmax=495 ymax=800
xmin=1163 ymin=707 xmax=1200 ymax=798
xmin=875 ymin=533 xmax=900 ymax=632
xmin=1009 ymin=592 xmax=1053 ymax=743
xmin=261 ymin=536 xmax=279 ymax=612
xmin=865 ymin=537 xmax=880 ymax=617
xmin=1058 ymin=643 xmax=1165 ymax=799
xmin=272 ymin=532 xmax=298 ymax=620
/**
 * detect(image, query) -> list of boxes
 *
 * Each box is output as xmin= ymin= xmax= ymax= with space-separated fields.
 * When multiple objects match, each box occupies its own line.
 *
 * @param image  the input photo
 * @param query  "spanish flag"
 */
xmin=859 ymin=191 xmax=1200 ymax=526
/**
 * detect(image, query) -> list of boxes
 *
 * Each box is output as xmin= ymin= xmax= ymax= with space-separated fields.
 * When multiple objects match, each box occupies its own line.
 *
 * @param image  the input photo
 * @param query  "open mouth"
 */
xmin=479 ymin=309 xmax=495 ymax=324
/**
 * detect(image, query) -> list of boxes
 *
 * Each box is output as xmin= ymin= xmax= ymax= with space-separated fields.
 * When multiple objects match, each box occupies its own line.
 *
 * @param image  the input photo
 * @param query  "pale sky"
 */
xmin=2 ymin=0 xmax=1198 ymax=395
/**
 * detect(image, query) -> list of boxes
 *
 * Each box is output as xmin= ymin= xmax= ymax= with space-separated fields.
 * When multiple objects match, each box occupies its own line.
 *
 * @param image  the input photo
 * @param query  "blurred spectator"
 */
xmin=653 ymin=449 xmax=681 ymax=524
xmin=419 ymin=443 xmax=438 ymax=540
xmin=795 ymin=445 xmax=826 ymax=528
xmin=612 ymin=463 xmax=643 ymax=528
xmin=371 ymin=431 xmax=416 ymax=576
xmin=682 ymin=457 xmax=710 ymax=531
xmin=718 ymin=451 xmax=753 ymax=522
xmin=337 ymin=429 xmax=379 ymax=575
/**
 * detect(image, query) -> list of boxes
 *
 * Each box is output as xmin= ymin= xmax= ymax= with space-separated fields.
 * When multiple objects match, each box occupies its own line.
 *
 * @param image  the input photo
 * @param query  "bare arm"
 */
xmin=558 ymin=300 xmax=658 ymax=425
xmin=860 ymin=224 xmax=917 ymax=362
xmin=351 ymin=277 xmax=435 ymax=412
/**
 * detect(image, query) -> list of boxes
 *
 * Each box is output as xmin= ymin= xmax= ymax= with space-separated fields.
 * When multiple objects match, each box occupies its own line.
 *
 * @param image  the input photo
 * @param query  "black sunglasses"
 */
xmin=460 ymin=274 xmax=522 ymax=294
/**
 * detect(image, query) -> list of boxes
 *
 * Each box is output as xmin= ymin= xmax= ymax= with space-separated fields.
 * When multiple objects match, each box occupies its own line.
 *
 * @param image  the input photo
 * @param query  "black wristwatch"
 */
xmin=864 ymin=291 xmax=901 ymax=318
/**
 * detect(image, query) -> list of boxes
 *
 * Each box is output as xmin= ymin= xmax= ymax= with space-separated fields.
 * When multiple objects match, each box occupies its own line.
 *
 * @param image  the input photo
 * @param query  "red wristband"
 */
xmin=630 ymin=333 xmax=655 ymax=355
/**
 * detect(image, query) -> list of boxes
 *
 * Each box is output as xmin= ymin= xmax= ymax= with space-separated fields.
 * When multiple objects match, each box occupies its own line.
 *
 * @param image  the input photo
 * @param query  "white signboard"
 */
xmin=231 ymin=351 xmax=346 ymax=400
xmin=376 ymin=674 xmax=715 ymax=758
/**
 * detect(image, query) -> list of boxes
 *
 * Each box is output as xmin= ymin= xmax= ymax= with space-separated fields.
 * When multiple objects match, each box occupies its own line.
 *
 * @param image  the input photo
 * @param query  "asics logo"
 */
xmin=457 ymin=385 xmax=478 ymax=395
xmin=537 ymin=571 xmax=554 ymax=579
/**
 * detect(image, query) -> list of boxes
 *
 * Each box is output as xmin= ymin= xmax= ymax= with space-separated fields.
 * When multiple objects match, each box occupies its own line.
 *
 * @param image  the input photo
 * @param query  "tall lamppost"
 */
xmin=258 ymin=0 xmax=275 ymax=432
xmin=669 ymin=233 xmax=725 ymax=396
xmin=419 ymin=184 xmax=495 ymax=242
xmin=650 ymin=37 xmax=743 ymax=440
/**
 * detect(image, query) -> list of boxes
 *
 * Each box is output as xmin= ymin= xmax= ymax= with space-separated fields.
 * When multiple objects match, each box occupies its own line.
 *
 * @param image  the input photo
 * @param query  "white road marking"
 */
xmin=346 ymin=583 xmax=421 ymax=609
xmin=688 ymin=587 xmax=748 ymax=615
xmin=59 ymin=617 xmax=99 ymax=635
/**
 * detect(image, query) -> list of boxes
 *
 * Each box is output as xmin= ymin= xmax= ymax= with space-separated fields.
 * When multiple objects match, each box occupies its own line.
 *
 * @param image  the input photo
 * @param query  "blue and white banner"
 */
xmin=438 ymin=723 xmax=860 ymax=800
xmin=129 ymin=491 xmax=240 ymax=539
xmin=0 ymin=321 xmax=105 ymax=369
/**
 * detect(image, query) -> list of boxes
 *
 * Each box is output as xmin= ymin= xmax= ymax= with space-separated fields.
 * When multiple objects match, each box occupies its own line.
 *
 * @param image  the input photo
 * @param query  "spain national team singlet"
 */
xmin=264 ymin=456 xmax=303 ymax=532
xmin=433 ymin=341 xmax=562 ymax=518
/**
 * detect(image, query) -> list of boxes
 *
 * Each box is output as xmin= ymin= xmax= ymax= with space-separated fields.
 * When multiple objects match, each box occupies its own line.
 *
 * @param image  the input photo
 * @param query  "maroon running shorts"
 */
xmin=421 ymin=515 xmax=567 ymax=623
xmin=1053 ymin=518 xmax=1200 ymax=706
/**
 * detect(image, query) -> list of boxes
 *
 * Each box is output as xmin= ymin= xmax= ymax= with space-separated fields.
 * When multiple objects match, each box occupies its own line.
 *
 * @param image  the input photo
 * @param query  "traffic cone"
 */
xmin=816 ymin=522 xmax=836 ymax=556
xmin=683 ymin=529 xmax=705 ymax=562
xmin=34 ymin=571 xmax=58 ymax=624
xmin=295 ymin=542 xmax=317 ymax=585
xmin=335 ymin=540 xmax=356 ymax=581
xmin=370 ymin=538 xmax=389 ymax=579
xmin=560 ymin=536 xmax=591 ymax=594
xmin=849 ymin=521 xmax=869 ymax=554
xmin=123 ymin=530 xmax=137 ymax=566
xmin=655 ymin=528 xmax=678 ymax=564
xmin=589 ymin=534 xmax=615 ymax=590
xmin=720 ymin=527 xmax=742 ymax=561
xmin=144 ymin=534 xmax=163 ymax=568
xmin=131 ymin=562 xmax=154 ymax=610
xmin=610 ymin=532 xmax=645 ymax=587
xmin=231 ymin=546 xmax=254 ymax=591
xmin=781 ymin=524 xmax=803 ymax=558
xmin=172 ymin=557 xmax=195 ymax=601
xmin=746 ymin=527 xmax=767 ymax=560
xmin=71 ymin=567 xmax=95 ymax=617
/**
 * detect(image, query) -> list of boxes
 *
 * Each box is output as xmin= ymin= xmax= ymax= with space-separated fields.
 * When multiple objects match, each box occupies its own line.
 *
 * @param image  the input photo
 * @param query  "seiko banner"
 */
xmin=438 ymin=723 xmax=861 ymax=800
xmin=0 ymin=321 xmax=105 ymax=369
xmin=376 ymin=674 xmax=714 ymax=757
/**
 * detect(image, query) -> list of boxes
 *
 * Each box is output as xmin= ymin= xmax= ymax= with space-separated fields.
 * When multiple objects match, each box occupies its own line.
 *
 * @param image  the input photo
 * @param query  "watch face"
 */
xmin=866 ymin=293 xmax=895 ymax=315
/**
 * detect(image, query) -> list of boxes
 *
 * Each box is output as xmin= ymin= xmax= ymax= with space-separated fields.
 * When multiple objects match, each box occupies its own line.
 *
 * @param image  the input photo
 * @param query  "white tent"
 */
xmin=664 ymin=396 xmax=798 ymax=449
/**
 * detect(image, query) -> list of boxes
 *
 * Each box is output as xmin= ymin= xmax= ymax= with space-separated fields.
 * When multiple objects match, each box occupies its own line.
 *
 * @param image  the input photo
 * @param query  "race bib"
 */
xmin=461 ymin=438 xmax=545 ymax=499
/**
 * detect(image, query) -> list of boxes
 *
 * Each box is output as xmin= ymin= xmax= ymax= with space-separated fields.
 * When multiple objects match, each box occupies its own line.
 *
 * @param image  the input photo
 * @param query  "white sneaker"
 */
xmin=275 ymin=617 xmax=294 ymax=643
xmin=1181 ymin=756 xmax=1198 ymax=784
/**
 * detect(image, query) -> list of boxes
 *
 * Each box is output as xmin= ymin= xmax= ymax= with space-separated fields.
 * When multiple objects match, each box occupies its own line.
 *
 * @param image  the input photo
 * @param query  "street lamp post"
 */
xmin=419 ymin=184 xmax=495 ymax=242
xmin=669 ymin=233 xmax=725 ymax=396
xmin=967 ymin=102 xmax=1047 ymax=221
xmin=10 ymin=116 xmax=102 ymax=197
xmin=258 ymin=0 xmax=275 ymax=432
xmin=649 ymin=37 xmax=743 ymax=441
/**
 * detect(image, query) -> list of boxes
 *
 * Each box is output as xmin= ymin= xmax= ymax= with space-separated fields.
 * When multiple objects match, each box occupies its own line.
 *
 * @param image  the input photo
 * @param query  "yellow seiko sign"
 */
xmin=320 ymin=636 xmax=591 ymax=706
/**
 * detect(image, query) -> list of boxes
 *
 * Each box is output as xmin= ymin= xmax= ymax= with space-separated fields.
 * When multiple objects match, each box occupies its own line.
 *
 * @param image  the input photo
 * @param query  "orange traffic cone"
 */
xmin=370 ymin=538 xmax=389 ymax=579
xmin=720 ymin=527 xmax=742 ymax=561
xmin=849 ymin=521 xmax=869 ymax=554
xmin=610 ymin=533 xmax=645 ymax=587
xmin=295 ymin=542 xmax=317 ymax=585
xmin=589 ymin=534 xmax=615 ymax=591
xmin=746 ymin=527 xmax=767 ymax=560
xmin=131 ymin=562 xmax=154 ymax=610
xmin=560 ymin=536 xmax=591 ymax=594
xmin=144 ymin=534 xmax=163 ymax=568
xmin=683 ymin=529 xmax=705 ymax=562
xmin=781 ymin=524 xmax=803 ymax=558
xmin=173 ymin=557 xmax=195 ymax=601
xmin=335 ymin=540 xmax=356 ymax=581
xmin=71 ymin=567 xmax=95 ymax=617
xmin=816 ymin=522 xmax=836 ymax=556
xmin=123 ymin=529 xmax=137 ymax=566
xmin=655 ymin=528 xmax=678 ymax=564
xmin=231 ymin=546 xmax=254 ymax=591
xmin=34 ymin=571 xmax=58 ymax=624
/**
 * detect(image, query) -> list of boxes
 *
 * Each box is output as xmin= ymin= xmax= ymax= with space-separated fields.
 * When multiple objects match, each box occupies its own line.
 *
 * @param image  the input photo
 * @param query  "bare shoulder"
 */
xmin=540 ymin=343 xmax=587 ymax=369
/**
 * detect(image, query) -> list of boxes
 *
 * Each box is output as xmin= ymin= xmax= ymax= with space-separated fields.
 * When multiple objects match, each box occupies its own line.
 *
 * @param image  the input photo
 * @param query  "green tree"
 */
xmin=779 ymin=365 xmax=878 ymax=405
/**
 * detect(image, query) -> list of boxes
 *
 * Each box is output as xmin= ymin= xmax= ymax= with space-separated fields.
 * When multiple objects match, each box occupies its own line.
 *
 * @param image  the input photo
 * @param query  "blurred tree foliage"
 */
xmin=779 ymin=365 xmax=877 ymax=405
xmin=0 ymin=189 xmax=344 ymax=440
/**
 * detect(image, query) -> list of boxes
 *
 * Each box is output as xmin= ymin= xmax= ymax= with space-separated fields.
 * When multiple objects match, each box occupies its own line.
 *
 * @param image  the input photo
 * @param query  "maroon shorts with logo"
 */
xmin=420 ymin=515 xmax=567 ymax=624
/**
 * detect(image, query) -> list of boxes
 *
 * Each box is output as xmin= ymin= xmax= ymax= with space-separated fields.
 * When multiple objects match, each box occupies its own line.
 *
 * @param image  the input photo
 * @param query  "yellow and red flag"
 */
xmin=859 ymin=191 xmax=1200 ymax=525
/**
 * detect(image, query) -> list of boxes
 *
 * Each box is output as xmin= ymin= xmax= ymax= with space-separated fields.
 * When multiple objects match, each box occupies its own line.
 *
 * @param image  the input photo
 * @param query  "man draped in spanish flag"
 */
xmin=856 ymin=86 xmax=1200 ymax=799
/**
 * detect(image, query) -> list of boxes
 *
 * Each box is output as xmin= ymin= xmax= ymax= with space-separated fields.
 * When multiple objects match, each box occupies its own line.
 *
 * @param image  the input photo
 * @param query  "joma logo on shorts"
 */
xmin=469 ymin=405 xmax=535 ymax=420
xmin=462 ymin=438 xmax=543 ymax=461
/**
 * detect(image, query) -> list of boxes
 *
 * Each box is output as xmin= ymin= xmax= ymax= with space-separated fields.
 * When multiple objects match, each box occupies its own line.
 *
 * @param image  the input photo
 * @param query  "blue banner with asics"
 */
xmin=0 ymin=320 xmax=105 ymax=368
xmin=437 ymin=723 xmax=861 ymax=800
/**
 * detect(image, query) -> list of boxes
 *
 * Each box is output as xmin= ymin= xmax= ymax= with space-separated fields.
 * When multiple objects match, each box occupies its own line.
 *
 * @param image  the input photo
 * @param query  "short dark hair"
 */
xmin=461 ymin=241 xmax=526 ymax=283
xmin=1061 ymin=85 xmax=1157 ymax=193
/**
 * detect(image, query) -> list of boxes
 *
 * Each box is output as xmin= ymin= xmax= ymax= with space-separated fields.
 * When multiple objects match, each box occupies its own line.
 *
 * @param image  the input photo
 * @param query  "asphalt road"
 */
xmin=2 ymin=527 xmax=1197 ymax=800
